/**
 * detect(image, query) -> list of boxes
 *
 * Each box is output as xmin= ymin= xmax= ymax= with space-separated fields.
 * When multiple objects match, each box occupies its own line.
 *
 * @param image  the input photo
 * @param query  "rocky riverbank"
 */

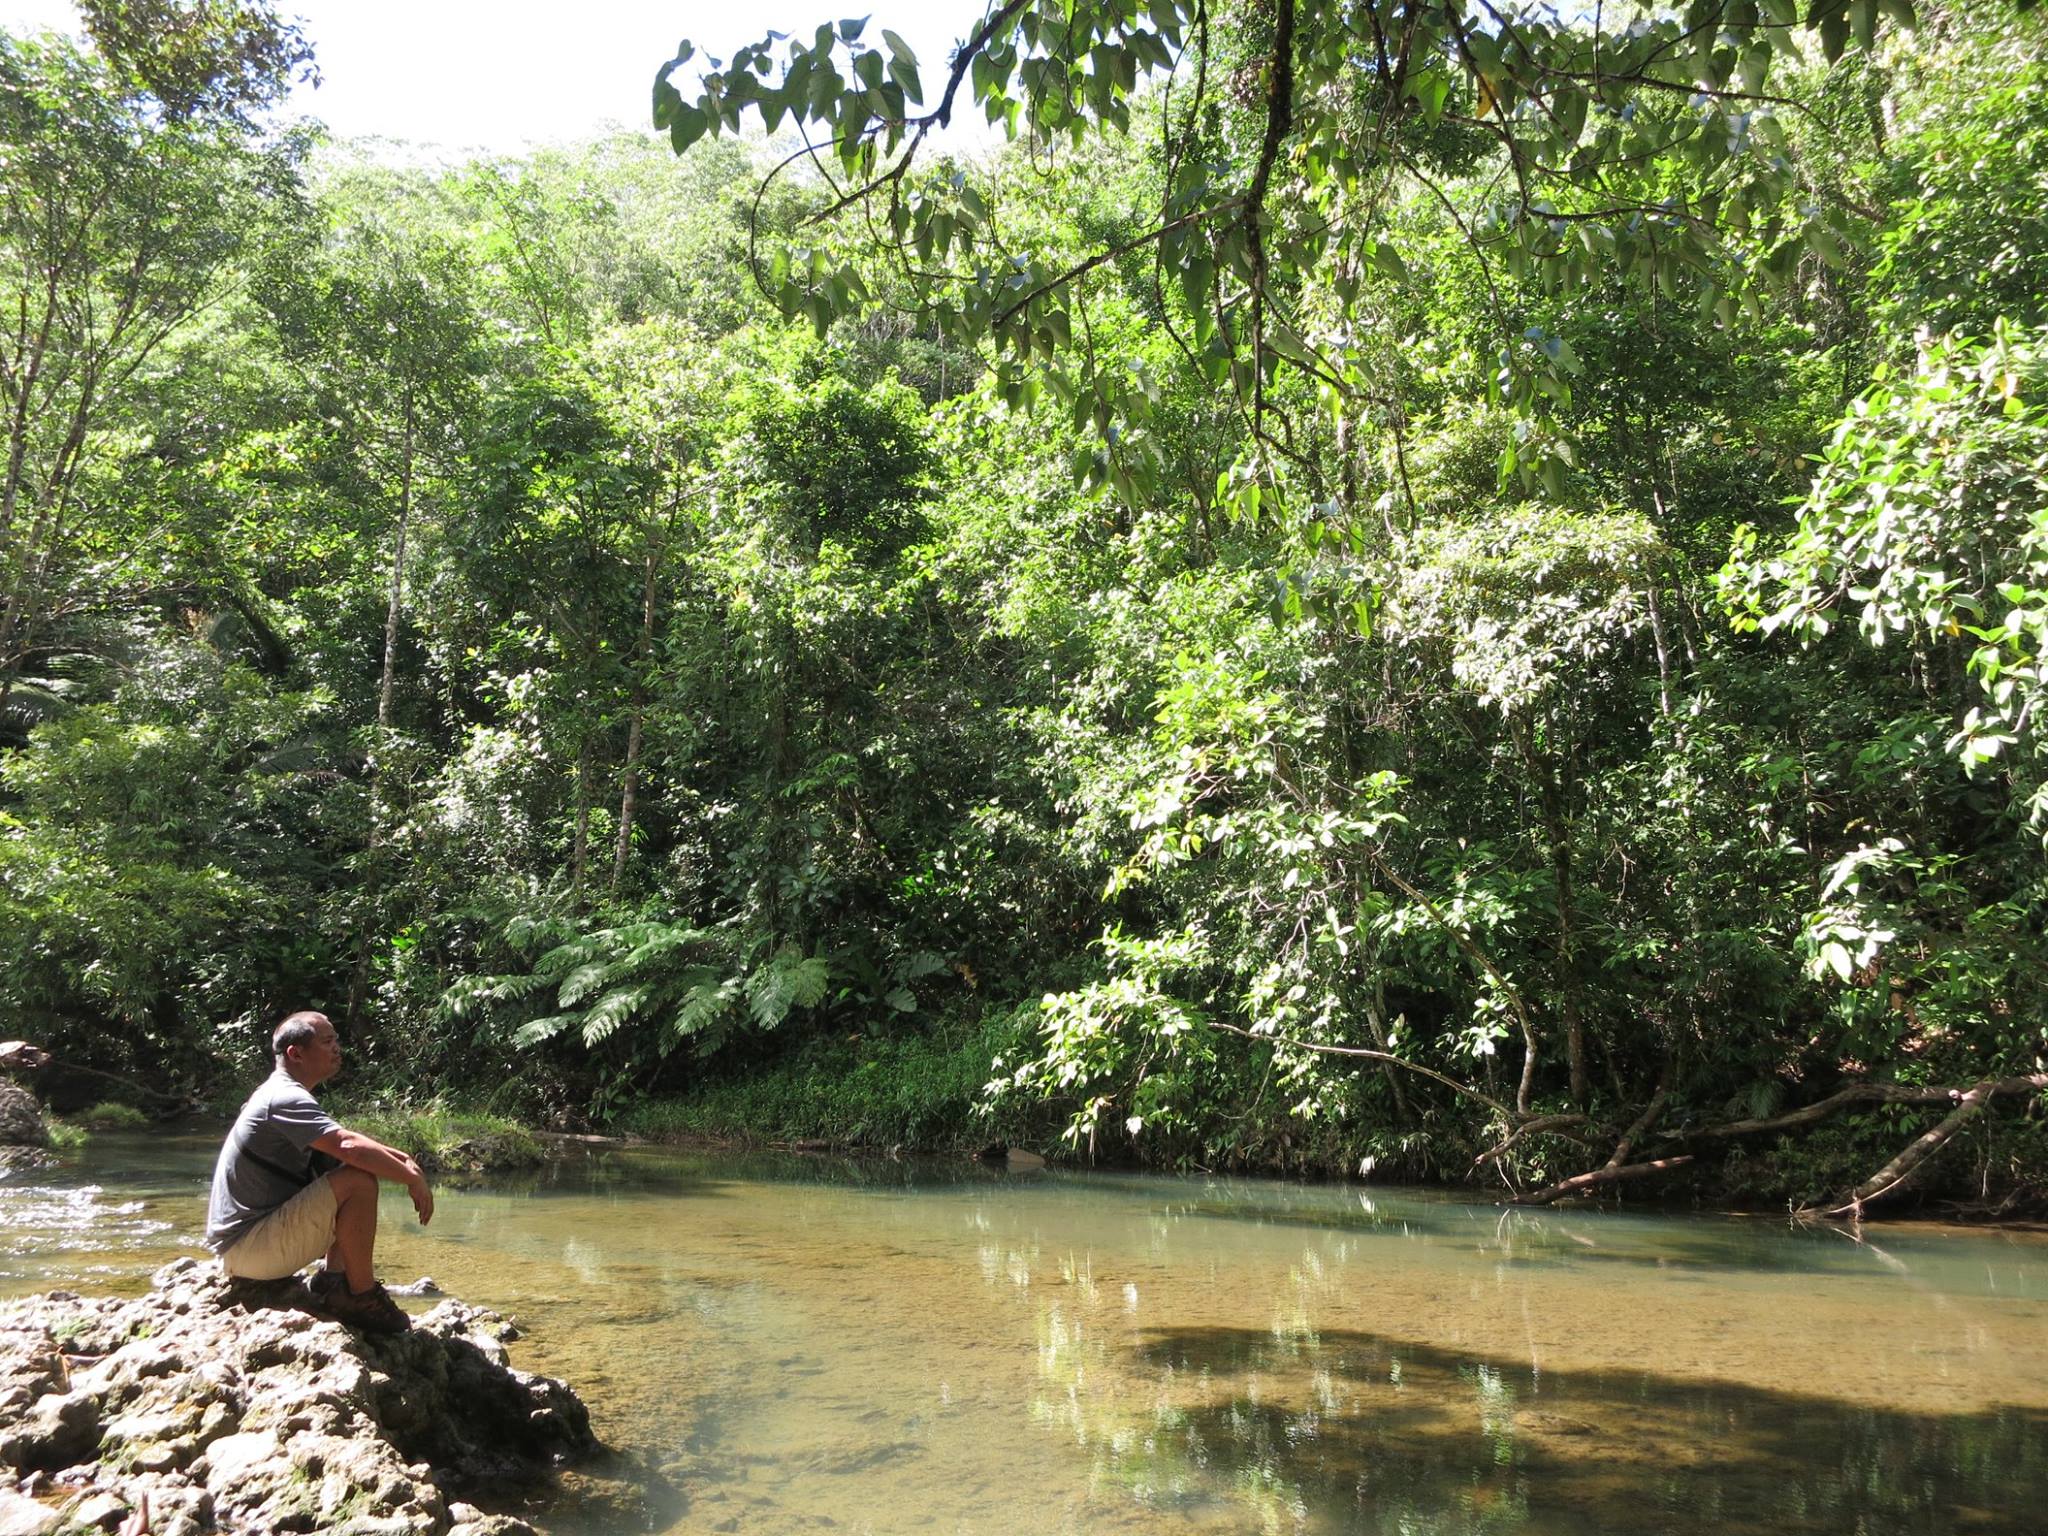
xmin=0 ymin=1259 xmax=598 ymax=1535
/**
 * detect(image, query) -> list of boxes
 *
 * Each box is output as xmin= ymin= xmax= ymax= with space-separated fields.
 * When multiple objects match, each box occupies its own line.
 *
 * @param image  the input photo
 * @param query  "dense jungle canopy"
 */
xmin=3 ymin=0 xmax=2046 ymax=1212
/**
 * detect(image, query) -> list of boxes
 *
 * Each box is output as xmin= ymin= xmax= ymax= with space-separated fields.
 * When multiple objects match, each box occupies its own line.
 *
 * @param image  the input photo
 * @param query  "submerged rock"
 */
xmin=0 ymin=1258 xmax=598 ymax=1534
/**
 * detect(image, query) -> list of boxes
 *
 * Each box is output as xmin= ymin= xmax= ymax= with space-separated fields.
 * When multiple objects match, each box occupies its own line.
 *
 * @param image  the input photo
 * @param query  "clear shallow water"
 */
xmin=5 ymin=1135 xmax=2047 ymax=1535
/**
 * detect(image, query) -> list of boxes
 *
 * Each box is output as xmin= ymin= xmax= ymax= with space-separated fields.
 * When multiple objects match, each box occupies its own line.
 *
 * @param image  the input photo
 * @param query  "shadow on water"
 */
xmin=1101 ymin=1322 xmax=2048 ymax=1535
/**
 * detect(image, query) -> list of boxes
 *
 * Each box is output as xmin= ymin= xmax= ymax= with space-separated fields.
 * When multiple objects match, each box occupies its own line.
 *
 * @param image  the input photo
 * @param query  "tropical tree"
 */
xmin=656 ymin=1 xmax=1912 ymax=507
xmin=0 ymin=25 xmax=304 ymax=720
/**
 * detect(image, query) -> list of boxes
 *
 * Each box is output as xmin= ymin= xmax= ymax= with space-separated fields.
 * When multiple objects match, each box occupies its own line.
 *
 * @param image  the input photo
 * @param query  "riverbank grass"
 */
xmin=40 ymin=1101 xmax=152 ymax=1149
xmin=620 ymin=1010 xmax=1048 ymax=1152
xmin=342 ymin=1106 xmax=546 ymax=1175
xmin=77 ymin=1101 xmax=149 ymax=1130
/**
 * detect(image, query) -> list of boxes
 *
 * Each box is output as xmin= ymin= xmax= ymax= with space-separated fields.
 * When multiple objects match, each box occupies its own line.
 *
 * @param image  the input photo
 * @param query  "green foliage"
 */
xmin=659 ymin=0 xmax=1909 ymax=503
xmin=1867 ymin=16 xmax=2048 ymax=336
xmin=0 ymin=24 xmax=305 ymax=696
xmin=338 ymin=1105 xmax=544 ymax=1175
xmin=1719 ymin=323 xmax=2048 ymax=1098
xmin=444 ymin=914 xmax=835 ymax=1113
xmin=619 ymin=1007 xmax=1047 ymax=1151
xmin=1384 ymin=504 xmax=1669 ymax=711
xmin=79 ymin=0 xmax=314 ymax=122
xmin=1725 ymin=324 xmax=2048 ymax=802
xmin=739 ymin=371 xmax=933 ymax=557
xmin=0 ymin=675 xmax=305 ymax=1069
xmin=2 ymin=3 xmax=2043 ymax=1211
xmin=75 ymin=1102 xmax=148 ymax=1130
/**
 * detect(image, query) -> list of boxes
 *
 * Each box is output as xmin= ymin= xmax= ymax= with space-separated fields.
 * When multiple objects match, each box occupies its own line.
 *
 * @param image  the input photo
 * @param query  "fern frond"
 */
xmin=534 ymin=932 xmax=608 ymax=979
xmin=512 ymin=1012 xmax=579 ymax=1047
xmin=0 ymin=681 xmax=75 ymax=726
xmin=582 ymin=984 xmax=653 ymax=1046
xmin=787 ymin=954 xmax=830 ymax=1009
xmin=747 ymin=944 xmax=831 ymax=1029
xmin=669 ymin=976 xmax=740 ymax=1043
xmin=506 ymin=912 xmax=577 ymax=954
xmin=487 ymin=971 xmax=552 ymax=1003
xmin=557 ymin=959 xmax=617 ymax=1008
xmin=439 ymin=974 xmax=496 ymax=1020
xmin=620 ymin=923 xmax=714 ymax=975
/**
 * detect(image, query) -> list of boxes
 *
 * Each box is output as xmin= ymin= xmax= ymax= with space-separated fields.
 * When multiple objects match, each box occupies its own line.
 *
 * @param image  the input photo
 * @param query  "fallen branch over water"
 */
xmin=1515 ymin=1155 xmax=1697 ymax=1206
xmin=1197 ymin=1018 xmax=2045 ymax=1211
xmin=1657 ymin=1077 xmax=2048 ymax=1144
xmin=1472 ymin=1113 xmax=1593 ymax=1169
xmin=1818 ymin=1076 xmax=2048 ymax=1219
xmin=1514 ymin=1074 xmax=2048 ymax=1210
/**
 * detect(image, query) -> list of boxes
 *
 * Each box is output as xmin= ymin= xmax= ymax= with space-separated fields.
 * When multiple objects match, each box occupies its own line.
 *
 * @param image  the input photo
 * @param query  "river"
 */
xmin=4 ymin=1133 xmax=2046 ymax=1534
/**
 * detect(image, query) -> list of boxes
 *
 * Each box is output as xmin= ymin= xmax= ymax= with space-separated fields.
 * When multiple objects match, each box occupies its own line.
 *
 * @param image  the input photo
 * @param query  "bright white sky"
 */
xmin=0 ymin=1 xmax=988 ymax=155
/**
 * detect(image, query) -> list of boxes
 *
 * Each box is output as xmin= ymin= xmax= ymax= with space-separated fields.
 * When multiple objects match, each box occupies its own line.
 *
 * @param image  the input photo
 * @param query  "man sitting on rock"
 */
xmin=203 ymin=1011 xmax=433 ymax=1335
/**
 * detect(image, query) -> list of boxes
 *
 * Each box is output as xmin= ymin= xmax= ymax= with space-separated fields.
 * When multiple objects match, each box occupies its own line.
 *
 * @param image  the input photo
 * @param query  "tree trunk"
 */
xmin=1361 ymin=975 xmax=1410 ymax=1123
xmin=1644 ymin=566 xmax=1674 ymax=719
xmin=375 ymin=393 xmax=415 ymax=741
xmin=1514 ymin=1075 xmax=2048 ymax=1208
xmin=1365 ymin=844 xmax=1540 ymax=1117
xmin=612 ymin=535 xmax=665 ymax=892
xmin=571 ymin=731 xmax=593 ymax=906
xmin=0 ymin=264 xmax=65 ymax=547
xmin=1515 ymin=714 xmax=1585 ymax=1106
xmin=1551 ymin=854 xmax=1585 ymax=1108
xmin=351 ymin=387 xmax=416 ymax=1026
xmin=612 ymin=707 xmax=646 ymax=894
xmin=1516 ymin=1155 xmax=1695 ymax=1205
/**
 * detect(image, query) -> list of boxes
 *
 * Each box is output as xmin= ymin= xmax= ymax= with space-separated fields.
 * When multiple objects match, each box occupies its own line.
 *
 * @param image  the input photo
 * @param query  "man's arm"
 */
xmin=310 ymin=1127 xmax=435 ymax=1226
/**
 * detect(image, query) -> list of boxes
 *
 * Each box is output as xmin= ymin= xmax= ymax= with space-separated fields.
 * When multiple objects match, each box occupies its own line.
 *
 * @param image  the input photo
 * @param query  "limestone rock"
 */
xmin=0 ymin=1391 xmax=97 ymax=1473
xmin=60 ymin=1488 xmax=127 ymax=1530
xmin=0 ymin=1043 xmax=49 ymax=1074
xmin=0 ymin=1258 xmax=597 ymax=1534
xmin=0 ymin=1082 xmax=44 ymax=1149
xmin=0 ymin=1488 xmax=59 ymax=1536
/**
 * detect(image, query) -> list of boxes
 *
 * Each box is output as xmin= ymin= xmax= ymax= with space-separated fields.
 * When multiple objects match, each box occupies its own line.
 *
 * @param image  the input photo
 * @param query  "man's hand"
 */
xmin=408 ymin=1174 xmax=435 ymax=1226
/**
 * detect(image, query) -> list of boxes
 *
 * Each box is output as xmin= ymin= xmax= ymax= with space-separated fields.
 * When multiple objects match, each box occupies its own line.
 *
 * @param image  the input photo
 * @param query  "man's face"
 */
xmin=289 ymin=1018 xmax=343 ymax=1086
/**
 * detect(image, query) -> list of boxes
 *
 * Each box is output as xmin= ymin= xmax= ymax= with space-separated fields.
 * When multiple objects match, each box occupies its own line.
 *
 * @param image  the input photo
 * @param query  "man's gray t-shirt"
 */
xmin=204 ymin=1069 xmax=341 ymax=1253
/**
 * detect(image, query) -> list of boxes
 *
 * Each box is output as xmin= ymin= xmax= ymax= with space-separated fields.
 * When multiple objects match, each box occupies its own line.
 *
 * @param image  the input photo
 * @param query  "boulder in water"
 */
xmin=0 ymin=1082 xmax=45 ymax=1149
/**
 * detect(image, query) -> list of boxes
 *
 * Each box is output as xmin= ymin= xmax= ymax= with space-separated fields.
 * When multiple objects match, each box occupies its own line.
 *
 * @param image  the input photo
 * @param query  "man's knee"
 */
xmin=329 ymin=1167 xmax=376 ymax=1204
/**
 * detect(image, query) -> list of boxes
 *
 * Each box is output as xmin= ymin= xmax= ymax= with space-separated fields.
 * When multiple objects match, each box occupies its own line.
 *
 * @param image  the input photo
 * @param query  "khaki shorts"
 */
xmin=220 ymin=1174 xmax=340 ymax=1280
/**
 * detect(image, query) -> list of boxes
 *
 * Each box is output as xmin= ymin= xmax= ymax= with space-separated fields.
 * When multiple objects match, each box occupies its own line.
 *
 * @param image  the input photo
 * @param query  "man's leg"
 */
xmin=222 ymin=1177 xmax=340 ymax=1283
xmin=307 ymin=1170 xmax=411 ymax=1334
xmin=324 ymin=1167 xmax=381 ymax=1293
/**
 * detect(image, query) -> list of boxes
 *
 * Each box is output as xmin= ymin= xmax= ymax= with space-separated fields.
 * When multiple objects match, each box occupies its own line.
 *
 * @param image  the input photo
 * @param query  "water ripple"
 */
xmin=0 ymin=1181 xmax=175 ymax=1262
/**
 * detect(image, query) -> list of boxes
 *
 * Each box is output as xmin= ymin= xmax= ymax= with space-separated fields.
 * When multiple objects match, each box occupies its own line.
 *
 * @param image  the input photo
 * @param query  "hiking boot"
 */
xmin=321 ymin=1280 xmax=412 ymax=1335
xmin=306 ymin=1267 xmax=347 ymax=1308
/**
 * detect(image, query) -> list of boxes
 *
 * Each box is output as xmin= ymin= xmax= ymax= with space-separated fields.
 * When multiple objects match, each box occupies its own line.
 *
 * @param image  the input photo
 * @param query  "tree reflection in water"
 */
xmin=1032 ymin=1289 xmax=2048 ymax=1534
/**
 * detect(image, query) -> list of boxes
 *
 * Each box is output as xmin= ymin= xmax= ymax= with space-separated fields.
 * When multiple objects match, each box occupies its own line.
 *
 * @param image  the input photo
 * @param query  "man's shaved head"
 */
xmin=272 ymin=1010 xmax=330 ymax=1063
